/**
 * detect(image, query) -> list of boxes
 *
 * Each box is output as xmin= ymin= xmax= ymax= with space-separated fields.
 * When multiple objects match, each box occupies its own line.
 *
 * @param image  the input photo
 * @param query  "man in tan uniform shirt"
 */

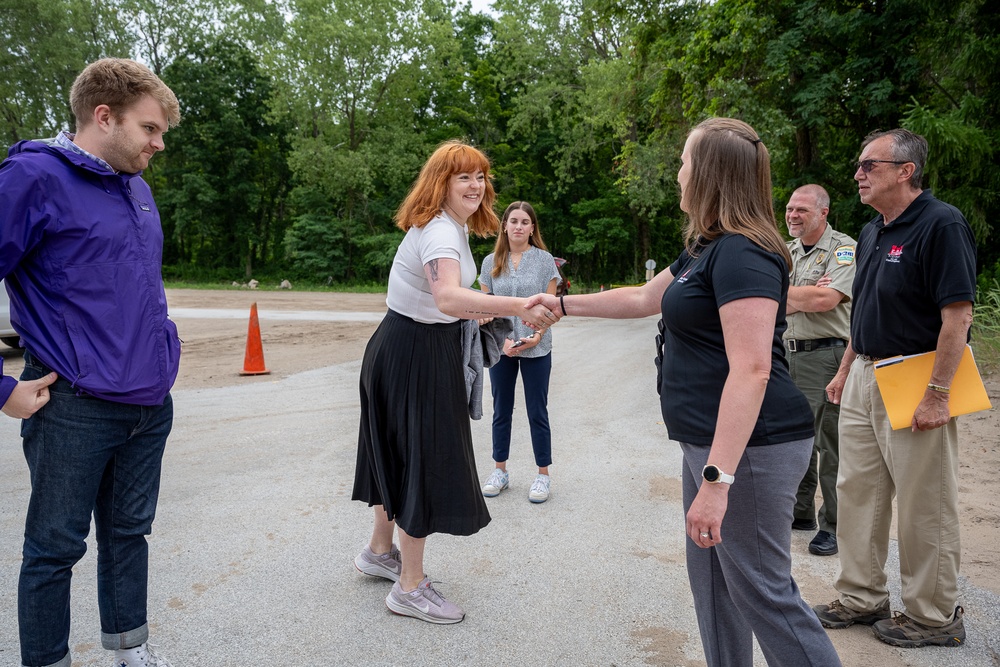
xmin=784 ymin=184 xmax=856 ymax=556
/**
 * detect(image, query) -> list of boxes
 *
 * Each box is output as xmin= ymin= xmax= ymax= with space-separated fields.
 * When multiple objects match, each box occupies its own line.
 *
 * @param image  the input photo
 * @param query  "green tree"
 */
xmin=158 ymin=39 xmax=291 ymax=279
xmin=619 ymin=0 xmax=998 ymax=258
xmin=903 ymin=0 xmax=999 ymax=269
xmin=6 ymin=0 xmax=996 ymax=285
xmin=480 ymin=0 xmax=637 ymax=282
xmin=269 ymin=0 xmax=459 ymax=281
xmin=0 ymin=0 xmax=131 ymax=145
xmin=114 ymin=0 xmax=283 ymax=75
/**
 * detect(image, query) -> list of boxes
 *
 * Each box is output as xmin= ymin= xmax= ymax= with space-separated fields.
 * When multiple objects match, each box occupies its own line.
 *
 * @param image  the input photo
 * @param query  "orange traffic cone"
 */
xmin=239 ymin=302 xmax=270 ymax=375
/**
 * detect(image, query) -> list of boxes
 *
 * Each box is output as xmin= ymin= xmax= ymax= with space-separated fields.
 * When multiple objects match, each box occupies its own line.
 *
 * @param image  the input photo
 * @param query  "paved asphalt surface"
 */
xmin=1 ymin=314 xmax=998 ymax=666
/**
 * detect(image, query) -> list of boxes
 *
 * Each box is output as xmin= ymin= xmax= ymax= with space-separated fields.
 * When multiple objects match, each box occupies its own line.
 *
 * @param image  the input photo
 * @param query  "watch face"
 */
xmin=704 ymin=466 xmax=719 ymax=482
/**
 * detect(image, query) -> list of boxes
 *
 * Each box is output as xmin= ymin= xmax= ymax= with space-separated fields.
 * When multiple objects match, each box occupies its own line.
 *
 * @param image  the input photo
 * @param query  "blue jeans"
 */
xmin=18 ymin=352 xmax=173 ymax=667
xmin=488 ymin=353 xmax=552 ymax=467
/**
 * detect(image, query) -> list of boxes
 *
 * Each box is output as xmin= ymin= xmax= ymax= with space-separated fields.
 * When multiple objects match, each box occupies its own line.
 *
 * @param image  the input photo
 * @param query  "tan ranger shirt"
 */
xmin=784 ymin=224 xmax=856 ymax=341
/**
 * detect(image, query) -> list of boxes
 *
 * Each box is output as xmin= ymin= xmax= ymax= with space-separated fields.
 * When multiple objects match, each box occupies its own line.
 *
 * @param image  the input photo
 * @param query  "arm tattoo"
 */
xmin=430 ymin=269 xmax=501 ymax=316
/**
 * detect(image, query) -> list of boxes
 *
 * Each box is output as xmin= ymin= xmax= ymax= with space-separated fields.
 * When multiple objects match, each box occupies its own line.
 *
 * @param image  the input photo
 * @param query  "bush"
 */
xmin=973 ymin=280 xmax=1000 ymax=372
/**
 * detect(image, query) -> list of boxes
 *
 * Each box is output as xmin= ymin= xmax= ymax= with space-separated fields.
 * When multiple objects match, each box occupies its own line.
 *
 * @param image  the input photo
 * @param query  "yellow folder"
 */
xmin=873 ymin=345 xmax=993 ymax=430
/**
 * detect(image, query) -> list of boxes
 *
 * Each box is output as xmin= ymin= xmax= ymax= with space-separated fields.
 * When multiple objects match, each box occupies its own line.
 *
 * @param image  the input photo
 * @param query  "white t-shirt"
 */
xmin=386 ymin=211 xmax=477 ymax=323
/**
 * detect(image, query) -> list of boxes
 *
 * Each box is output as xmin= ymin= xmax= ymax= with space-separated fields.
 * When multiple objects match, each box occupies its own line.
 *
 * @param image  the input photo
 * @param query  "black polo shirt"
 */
xmin=850 ymin=190 xmax=976 ymax=358
xmin=662 ymin=234 xmax=814 ymax=447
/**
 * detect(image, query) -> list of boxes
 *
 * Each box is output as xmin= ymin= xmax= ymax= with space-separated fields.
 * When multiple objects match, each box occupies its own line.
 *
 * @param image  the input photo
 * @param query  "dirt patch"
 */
xmin=632 ymin=626 xmax=704 ymax=666
xmin=956 ymin=375 xmax=1000 ymax=597
xmin=167 ymin=288 xmax=388 ymax=313
xmin=167 ymin=289 xmax=384 ymax=390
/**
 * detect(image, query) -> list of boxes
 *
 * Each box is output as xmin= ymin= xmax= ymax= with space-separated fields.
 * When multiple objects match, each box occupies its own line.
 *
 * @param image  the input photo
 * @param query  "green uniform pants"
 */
xmin=788 ymin=345 xmax=843 ymax=533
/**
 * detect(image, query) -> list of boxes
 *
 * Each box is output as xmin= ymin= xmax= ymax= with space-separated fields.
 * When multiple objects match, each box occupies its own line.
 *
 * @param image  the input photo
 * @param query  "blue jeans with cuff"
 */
xmin=18 ymin=352 xmax=172 ymax=667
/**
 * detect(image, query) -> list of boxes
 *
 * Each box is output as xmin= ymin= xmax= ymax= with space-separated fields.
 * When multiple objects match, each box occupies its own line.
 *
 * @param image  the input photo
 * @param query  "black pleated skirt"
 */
xmin=352 ymin=309 xmax=491 ymax=538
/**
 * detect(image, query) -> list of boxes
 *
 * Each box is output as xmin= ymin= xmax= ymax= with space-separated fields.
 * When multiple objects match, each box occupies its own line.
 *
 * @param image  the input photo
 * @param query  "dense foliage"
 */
xmin=2 ymin=0 xmax=997 ymax=286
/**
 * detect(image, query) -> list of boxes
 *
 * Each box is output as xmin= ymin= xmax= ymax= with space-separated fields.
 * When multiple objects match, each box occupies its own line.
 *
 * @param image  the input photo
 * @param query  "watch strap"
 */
xmin=703 ymin=464 xmax=735 ymax=485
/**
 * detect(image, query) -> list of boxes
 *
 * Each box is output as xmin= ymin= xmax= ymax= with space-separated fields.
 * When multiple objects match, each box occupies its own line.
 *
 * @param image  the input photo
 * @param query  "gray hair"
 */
xmin=862 ymin=128 xmax=927 ymax=189
xmin=793 ymin=184 xmax=830 ymax=211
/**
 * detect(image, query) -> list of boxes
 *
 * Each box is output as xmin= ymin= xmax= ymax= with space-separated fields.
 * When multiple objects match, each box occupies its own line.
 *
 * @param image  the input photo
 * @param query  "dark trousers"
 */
xmin=789 ymin=346 xmax=843 ymax=532
xmin=18 ymin=353 xmax=172 ymax=667
xmin=488 ymin=353 xmax=552 ymax=468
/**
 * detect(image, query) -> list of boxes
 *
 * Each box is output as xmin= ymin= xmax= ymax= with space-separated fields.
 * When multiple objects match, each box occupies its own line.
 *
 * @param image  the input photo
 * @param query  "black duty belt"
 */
xmin=785 ymin=338 xmax=847 ymax=353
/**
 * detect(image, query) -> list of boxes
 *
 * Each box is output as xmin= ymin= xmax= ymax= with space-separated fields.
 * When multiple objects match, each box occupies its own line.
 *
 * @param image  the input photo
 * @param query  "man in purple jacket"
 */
xmin=0 ymin=59 xmax=181 ymax=667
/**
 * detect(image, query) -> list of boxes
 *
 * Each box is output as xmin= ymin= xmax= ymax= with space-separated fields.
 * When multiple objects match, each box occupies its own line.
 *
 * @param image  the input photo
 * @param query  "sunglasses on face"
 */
xmin=855 ymin=159 xmax=909 ymax=173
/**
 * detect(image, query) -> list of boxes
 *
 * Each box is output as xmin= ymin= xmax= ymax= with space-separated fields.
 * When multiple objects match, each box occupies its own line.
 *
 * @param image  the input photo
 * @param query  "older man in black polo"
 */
xmin=813 ymin=129 xmax=975 ymax=648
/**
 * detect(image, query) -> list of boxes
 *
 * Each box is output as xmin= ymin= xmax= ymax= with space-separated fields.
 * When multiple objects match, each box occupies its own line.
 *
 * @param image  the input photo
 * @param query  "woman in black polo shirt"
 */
xmin=529 ymin=118 xmax=840 ymax=666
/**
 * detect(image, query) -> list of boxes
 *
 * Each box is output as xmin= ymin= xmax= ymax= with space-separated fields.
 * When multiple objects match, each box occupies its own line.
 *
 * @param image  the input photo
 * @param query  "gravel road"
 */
xmin=0 ymin=292 xmax=997 ymax=666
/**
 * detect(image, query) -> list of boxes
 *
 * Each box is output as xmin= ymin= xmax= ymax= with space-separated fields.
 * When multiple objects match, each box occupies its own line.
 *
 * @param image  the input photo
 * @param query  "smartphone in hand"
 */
xmin=510 ymin=339 xmax=526 ymax=348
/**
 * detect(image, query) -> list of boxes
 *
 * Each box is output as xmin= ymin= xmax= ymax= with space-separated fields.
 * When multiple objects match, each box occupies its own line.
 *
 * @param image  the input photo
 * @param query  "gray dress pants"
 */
xmin=681 ymin=440 xmax=841 ymax=667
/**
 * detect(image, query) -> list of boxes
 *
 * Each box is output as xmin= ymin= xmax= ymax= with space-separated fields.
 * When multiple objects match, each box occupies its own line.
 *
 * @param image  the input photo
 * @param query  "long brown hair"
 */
xmin=394 ymin=140 xmax=500 ymax=237
xmin=491 ymin=201 xmax=549 ymax=278
xmin=682 ymin=118 xmax=791 ymax=268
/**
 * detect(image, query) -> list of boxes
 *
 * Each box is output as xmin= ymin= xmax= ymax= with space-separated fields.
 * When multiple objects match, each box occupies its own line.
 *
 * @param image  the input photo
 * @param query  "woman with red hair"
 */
xmin=352 ymin=141 xmax=558 ymax=624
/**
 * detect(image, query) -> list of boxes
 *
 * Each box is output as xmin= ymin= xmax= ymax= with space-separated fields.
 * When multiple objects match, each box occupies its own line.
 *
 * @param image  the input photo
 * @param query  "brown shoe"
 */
xmin=872 ymin=606 xmax=965 ymax=648
xmin=812 ymin=599 xmax=890 ymax=629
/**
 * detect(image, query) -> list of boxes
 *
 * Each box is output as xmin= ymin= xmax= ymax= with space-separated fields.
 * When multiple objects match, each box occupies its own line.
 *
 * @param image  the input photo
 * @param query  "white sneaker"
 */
xmin=482 ymin=468 xmax=509 ymax=497
xmin=112 ymin=643 xmax=173 ymax=667
xmin=529 ymin=474 xmax=551 ymax=503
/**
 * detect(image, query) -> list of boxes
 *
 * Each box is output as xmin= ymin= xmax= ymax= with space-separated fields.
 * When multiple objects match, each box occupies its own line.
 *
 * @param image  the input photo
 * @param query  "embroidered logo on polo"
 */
xmin=886 ymin=244 xmax=904 ymax=263
xmin=676 ymin=268 xmax=693 ymax=283
xmin=835 ymin=245 xmax=855 ymax=265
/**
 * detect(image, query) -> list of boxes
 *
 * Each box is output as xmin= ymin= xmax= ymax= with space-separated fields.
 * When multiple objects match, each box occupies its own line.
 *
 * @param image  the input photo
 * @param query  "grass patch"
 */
xmin=973 ymin=280 xmax=1000 ymax=373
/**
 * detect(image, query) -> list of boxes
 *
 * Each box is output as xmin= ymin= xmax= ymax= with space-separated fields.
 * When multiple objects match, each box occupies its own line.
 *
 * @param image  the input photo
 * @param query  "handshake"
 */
xmin=521 ymin=293 xmax=564 ymax=331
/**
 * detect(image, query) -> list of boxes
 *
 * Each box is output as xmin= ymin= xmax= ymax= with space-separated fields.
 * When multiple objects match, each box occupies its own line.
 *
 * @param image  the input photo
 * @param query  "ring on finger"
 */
xmin=699 ymin=532 xmax=710 ymax=538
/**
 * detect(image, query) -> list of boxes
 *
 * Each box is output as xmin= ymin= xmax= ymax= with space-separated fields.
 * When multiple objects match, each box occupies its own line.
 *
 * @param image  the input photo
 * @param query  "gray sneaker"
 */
xmin=385 ymin=577 xmax=465 ymax=624
xmin=354 ymin=543 xmax=401 ymax=582
xmin=482 ymin=468 xmax=509 ymax=497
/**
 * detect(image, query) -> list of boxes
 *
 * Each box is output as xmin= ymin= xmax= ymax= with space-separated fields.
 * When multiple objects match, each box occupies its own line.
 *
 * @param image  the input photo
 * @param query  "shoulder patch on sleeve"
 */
xmin=835 ymin=245 xmax=855 ymax=265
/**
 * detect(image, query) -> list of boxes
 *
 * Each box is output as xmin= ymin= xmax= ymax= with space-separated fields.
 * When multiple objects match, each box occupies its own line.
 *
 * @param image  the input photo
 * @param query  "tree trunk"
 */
xmin=795 ymin=125 xmax=814 ymax=173
xmin=633 ymin=204 xmax=651 ymax=272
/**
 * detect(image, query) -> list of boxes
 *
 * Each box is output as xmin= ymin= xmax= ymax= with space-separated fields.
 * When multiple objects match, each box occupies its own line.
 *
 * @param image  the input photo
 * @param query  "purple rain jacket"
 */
xmin=0 ymin=138 xmax=180 ymax=408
